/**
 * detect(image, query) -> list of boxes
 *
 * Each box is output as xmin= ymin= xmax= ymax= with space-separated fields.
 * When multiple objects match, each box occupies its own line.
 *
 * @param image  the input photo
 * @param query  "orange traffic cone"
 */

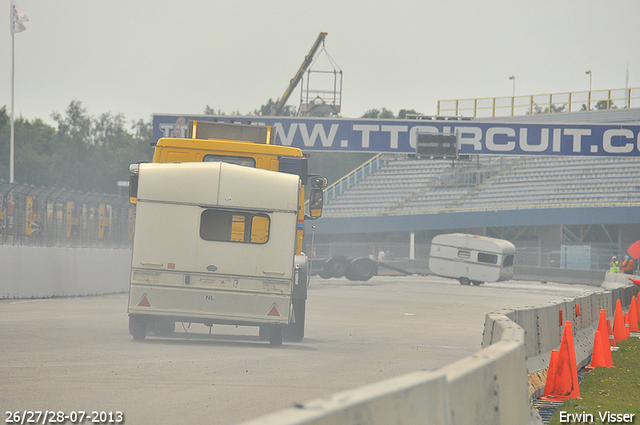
xmin=541 ymin=349 xmax=559 ymax=399
xmin=614 ymin=299 xmax=627 ymax=344
xmin=540 ymin=321 xmax=580 ymax=400
xmin=630 ymin=296 xmax=639 ymax=332
xmin=586 ymin=330 xmax=609 ymax=369
xmin=624 ymin=313 xmax=630 ymax=337
xmin=595 ymin=309 xmax=614 ymax=367
xmin=607 ymin=319 xmax=616 ymax=347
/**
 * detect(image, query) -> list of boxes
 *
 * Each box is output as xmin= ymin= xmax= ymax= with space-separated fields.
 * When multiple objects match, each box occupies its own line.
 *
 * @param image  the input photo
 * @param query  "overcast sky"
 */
xmin=1 ymin=0 xmax=639 ymax=126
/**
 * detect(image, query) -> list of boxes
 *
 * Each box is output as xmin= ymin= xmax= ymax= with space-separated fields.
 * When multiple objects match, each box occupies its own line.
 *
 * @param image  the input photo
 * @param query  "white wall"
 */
xmin=0 ymin=246 xmax=131 ymax=298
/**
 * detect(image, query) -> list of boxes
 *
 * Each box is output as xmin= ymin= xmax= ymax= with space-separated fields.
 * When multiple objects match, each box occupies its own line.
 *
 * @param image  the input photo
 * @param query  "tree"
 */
xmin=204 ymin=105 xmax=225 ymax=115
xmin=254 ymin=98 xmax=297 ymax=116
xmin=0 ymin=105 xmax=8 ymax=129
xmin=0 ymin=101 xmax=154 ymax=193
xmin=361 ymin=108 xmax=394 ymax=119
xmin=528 ymin=103 xmax=566 ymax=115
xmin=52 ymin=99 xmax=92 ymax=148
xmin=12 ymin=117 xmax=56 ymax=186
xmin=0 ymin=109 xmax=57 ymax=185
xmin=595 ymin=100 xmax=617 ymax=110
xmin=46 ymin=100 xmax=154 ymax=193
xmin=397 ymin=109 xmax=419 ymax=119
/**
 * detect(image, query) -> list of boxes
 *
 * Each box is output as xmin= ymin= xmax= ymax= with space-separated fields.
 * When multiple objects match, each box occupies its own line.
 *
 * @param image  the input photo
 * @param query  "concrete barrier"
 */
xmin=483 ymin=284 xmax=637 ymax=399
xmin=0 ymin=246 xmax=131 ymax=298
xmin=514 ymin=265 xmax=606 ymax=286
xmin=604 ymin=271 xmax=637 ymax=286
xmin=242 ymin=281 xmax=637 ymax=425
xmin=242 ymin=312 xmax=541 ymax=425
xmin=239 ymin=372 xmax=451 ymax=425
xmin=377 ymin=261 xmax=608 ymax=286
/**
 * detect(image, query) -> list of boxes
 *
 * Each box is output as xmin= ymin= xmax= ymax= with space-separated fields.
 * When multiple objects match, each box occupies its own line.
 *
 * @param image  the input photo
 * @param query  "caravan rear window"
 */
xmin=200 ymin=209 xmax=269 ymax=244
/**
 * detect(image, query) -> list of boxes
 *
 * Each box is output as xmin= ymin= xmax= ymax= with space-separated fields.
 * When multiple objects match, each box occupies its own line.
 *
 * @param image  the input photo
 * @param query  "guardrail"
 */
xmin=0 ymin=181 xmax=133 ymax=248
xmin=324 ymin=154 xmax=385 ymax=203
xmin=240 ymin=281 xmax=637 ymax=425
xmin=437 ymin=87 xmax=640 ymax=118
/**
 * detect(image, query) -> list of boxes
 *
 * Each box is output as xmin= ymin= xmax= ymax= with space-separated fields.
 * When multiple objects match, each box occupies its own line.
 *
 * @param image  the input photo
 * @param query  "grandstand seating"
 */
xmin=323 ymin=155 xmax=640 ymax=217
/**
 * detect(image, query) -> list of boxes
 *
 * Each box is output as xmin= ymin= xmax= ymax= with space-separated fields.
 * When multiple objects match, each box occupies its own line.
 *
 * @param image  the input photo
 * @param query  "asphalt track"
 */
xmin=0 ymin=276 xmax=599 ymax=424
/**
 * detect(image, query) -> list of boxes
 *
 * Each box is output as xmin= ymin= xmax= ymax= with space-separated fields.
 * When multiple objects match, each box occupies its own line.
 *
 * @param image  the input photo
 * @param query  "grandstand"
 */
xmin=323 ymin=155 xmax=640 ymax=217
xmin=311 ymin=109 xmax=640 ymax=272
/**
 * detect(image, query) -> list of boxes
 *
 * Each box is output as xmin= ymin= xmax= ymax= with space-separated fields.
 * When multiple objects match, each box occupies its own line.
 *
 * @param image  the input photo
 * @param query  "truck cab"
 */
xmin=151 ymin=120 xmax=325 ymax=253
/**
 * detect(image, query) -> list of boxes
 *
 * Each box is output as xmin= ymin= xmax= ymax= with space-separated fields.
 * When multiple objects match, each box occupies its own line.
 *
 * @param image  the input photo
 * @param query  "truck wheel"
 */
xmin=324 ymin=257 xmax=349 ymax=278
xmin=471 ymin=280 xmax=483 ymax=286
xmin=285 ymin=299 xmax=306 ymax=342
xmin=349 ymin=257 xmax=377 ymax=281
xmin=459 ymin=277 xmax=471 ymax=285
xmin=130 ymin=316 xmax=147 ymax=341
xmin=269 ymin=325 xmax=283 ymax=346
xmin=318 ymin=268 xmax=332 ymax=279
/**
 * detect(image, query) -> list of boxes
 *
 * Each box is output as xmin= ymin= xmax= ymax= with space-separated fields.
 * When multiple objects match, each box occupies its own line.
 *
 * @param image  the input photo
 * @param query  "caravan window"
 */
xmin=503 ymin=255 xmax=515 ymax=267
xmin=477 ymin=252 xmax=498 ymax=264
xmin=200 ymin=209 xmax=270 ymax=244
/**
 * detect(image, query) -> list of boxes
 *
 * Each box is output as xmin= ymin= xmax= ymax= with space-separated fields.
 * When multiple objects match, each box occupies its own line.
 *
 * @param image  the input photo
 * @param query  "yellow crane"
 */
xmin=270 ymin=32 xmax=328 ymax=116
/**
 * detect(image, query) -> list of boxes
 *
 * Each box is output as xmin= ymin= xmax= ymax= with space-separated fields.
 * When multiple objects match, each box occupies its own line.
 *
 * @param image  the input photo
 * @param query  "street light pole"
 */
xmin=509 ymin=76 xmax=515 ymax=115
xmin=585 ymin=70 xmax=592 ymax=110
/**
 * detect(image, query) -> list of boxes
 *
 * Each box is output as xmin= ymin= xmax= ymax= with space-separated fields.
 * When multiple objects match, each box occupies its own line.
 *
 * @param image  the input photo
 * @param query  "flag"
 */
xmin=11 ymin=0 xmax=28 ymax=34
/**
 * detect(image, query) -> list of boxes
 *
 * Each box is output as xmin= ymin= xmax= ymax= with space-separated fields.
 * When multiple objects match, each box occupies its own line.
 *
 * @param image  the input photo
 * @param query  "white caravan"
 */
xmin=428 ymin=233 xmax=516 ymax=285
xmin=127 ymin=161 xmax=307 ymax=345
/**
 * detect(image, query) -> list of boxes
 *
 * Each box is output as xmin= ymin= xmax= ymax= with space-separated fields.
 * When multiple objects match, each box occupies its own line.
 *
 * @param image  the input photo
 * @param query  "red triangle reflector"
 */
xmin=267 ymin=304 xmax=280 ymax=316
xmin=138 ymin=295 xmax=151 ymax=307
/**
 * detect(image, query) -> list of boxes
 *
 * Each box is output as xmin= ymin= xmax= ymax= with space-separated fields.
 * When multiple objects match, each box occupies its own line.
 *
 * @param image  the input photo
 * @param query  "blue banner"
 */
xmin=153 ymin=114 xmax=640 ymax=157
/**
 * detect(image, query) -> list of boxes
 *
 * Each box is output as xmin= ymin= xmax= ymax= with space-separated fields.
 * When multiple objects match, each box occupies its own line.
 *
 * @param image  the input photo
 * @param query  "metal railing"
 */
xmin=322 ymin=199 xmax=640 ymax=218
xmin=438 ymin=87 xmax=640 ymax=118
xmin=434 ymin=156 xmax=510 ymax=188
xmin=0 ymin=181 xmax=134 ymax=248
xmin=324 ymin=154 xmax=386 ymax=203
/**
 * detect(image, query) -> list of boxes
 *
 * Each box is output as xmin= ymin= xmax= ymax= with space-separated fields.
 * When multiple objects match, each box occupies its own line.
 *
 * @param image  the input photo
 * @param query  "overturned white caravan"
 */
xmin=428 ymin=233 xmax=516 ymax=285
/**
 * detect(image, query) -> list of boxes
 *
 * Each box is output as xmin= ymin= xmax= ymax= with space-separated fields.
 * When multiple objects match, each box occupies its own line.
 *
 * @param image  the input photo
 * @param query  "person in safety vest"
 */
xmin=621 ymin=255 xmax=635 ymax=275
xmin=610 ymin=256 xmax=620 ymax=273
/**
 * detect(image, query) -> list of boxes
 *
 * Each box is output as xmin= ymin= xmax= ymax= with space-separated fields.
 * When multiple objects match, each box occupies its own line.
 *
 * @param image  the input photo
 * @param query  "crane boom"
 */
xmin=270 ymin=32 xmax=328 ymax=116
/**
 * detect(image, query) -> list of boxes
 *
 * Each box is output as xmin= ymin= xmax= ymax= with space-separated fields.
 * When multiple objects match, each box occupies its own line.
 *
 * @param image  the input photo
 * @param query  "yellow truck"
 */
xmin=127 ymin=121 xmax=325 ymax=345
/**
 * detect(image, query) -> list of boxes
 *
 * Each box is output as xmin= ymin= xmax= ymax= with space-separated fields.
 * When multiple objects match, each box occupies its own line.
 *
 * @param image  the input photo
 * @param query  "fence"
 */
xmin=313 ymin=241 xmax=621 ymax=272
xmin=437 ymin=87 xmax=640 ymax=118
xmin=0 ymin=181 xmax=134 ymax=248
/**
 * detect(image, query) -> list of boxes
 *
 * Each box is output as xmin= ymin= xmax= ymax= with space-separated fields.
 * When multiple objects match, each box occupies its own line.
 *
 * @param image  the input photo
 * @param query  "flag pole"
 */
xmin=10 ymin=22 xmax=15 ymax=183
xmin=9 ymin=0 xmax=27 ymax=184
